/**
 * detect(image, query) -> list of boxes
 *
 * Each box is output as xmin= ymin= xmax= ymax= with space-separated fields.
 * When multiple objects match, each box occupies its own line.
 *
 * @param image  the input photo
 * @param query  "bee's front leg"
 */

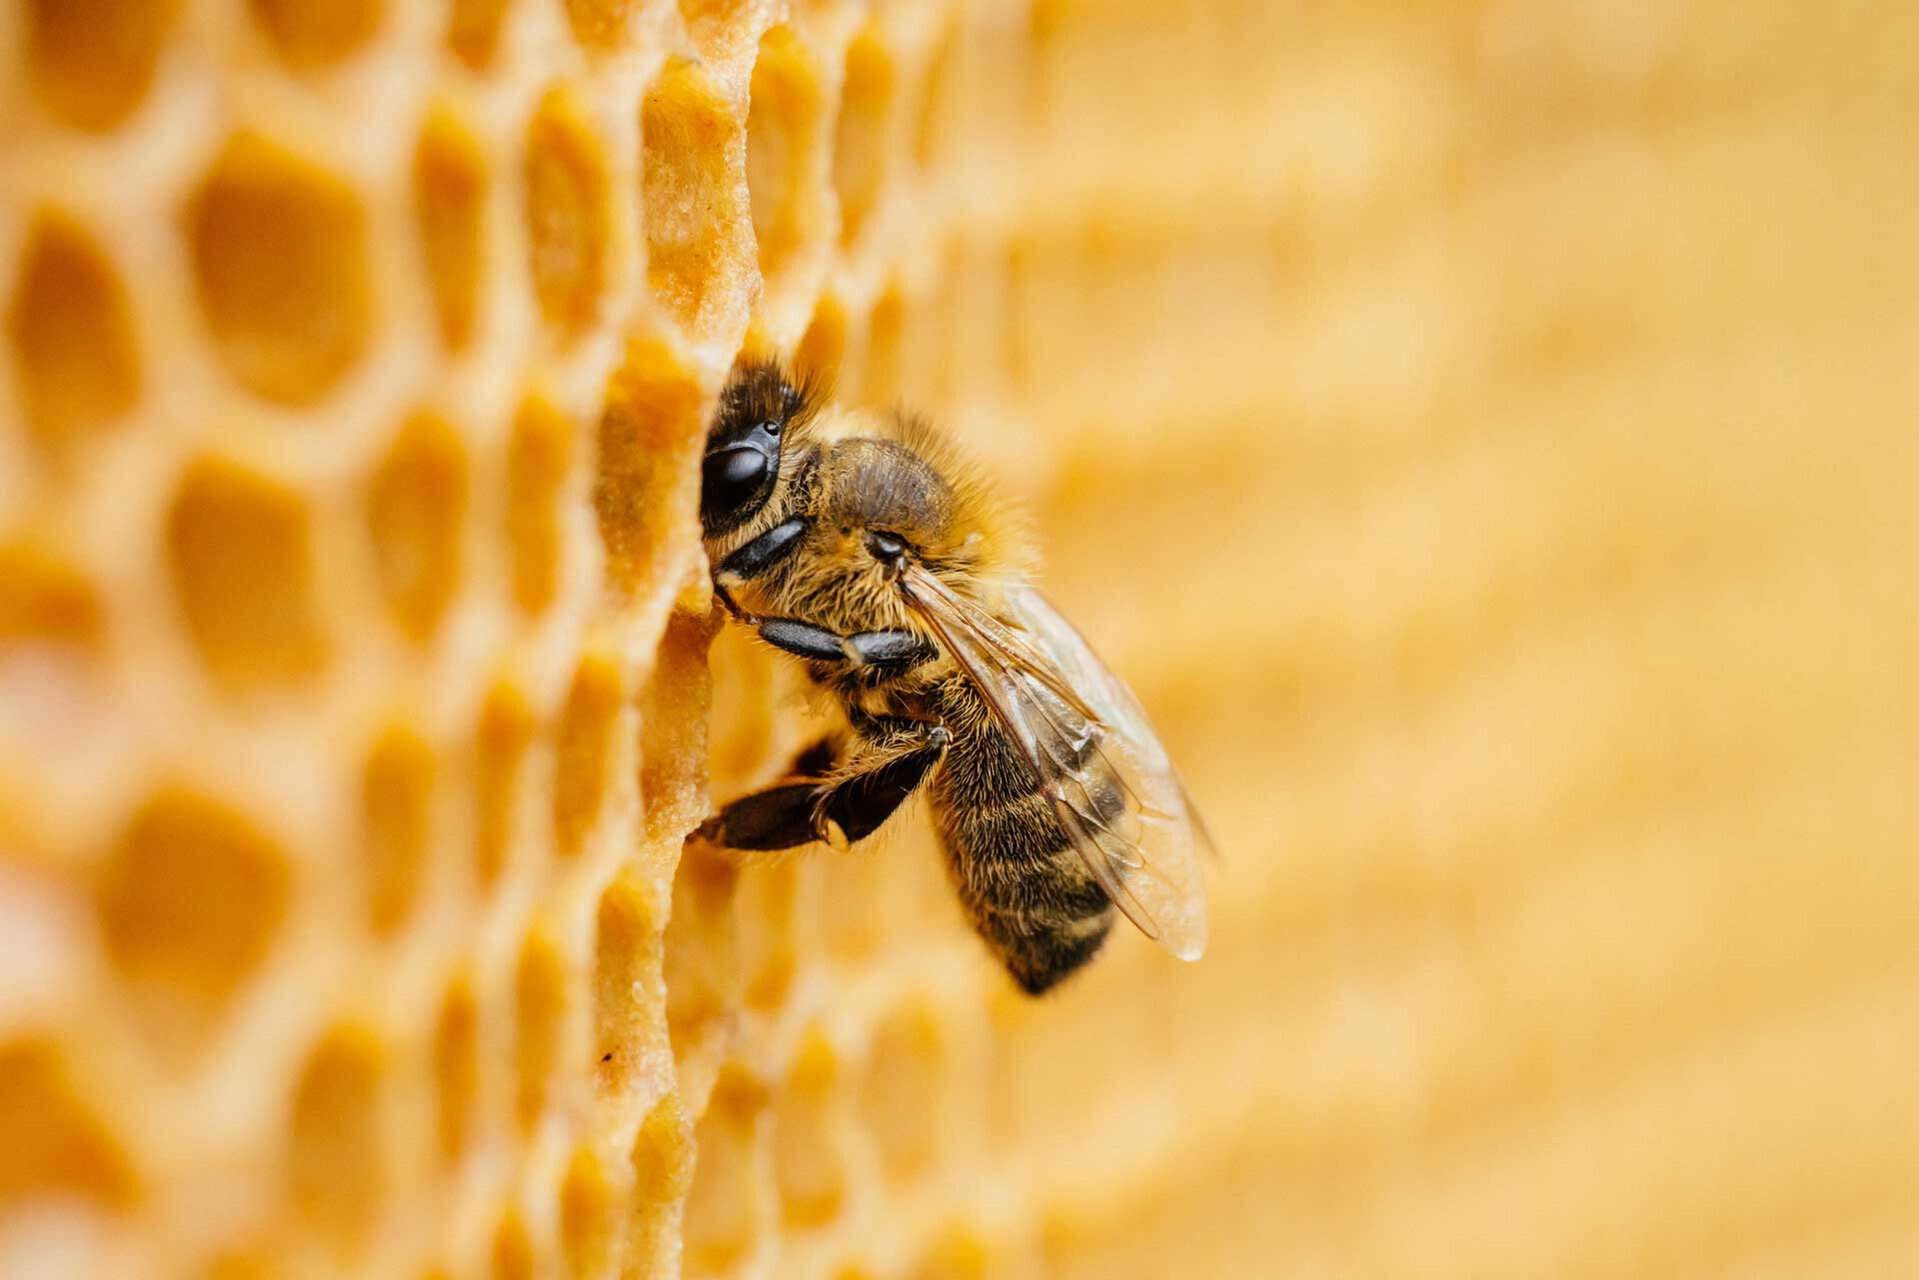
xmin=753 ymin=618 xmax=938 ymax=672
xmin=711 ymin=515 xmax=810 ymax=623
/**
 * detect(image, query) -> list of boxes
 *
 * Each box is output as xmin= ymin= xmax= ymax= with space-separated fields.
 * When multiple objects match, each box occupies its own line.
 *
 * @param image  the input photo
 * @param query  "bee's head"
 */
xmin=821 ymin=436 xmax=996 ymax=585
xmin=700 ymin=362 xmax=818 ymax=540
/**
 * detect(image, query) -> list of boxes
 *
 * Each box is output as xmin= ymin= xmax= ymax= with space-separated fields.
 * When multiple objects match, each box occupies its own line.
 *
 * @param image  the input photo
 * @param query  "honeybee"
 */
xmin=695 ymin=362 xmax=1210 ymax=993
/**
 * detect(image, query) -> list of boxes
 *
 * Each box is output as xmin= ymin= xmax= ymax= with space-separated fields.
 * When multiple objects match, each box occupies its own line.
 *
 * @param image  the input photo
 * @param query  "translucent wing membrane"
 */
xmin=900 ymin=567 xmax=1210 ymax=960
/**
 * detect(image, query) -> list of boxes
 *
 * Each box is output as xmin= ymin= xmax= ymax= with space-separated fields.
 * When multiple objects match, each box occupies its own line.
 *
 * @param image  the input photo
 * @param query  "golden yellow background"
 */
xmin=2 ymin=1 xmax=1915 ymax=1277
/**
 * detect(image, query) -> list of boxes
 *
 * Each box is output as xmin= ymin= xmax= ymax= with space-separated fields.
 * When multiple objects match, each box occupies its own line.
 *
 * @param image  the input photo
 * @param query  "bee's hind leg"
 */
xmin=697 ymin=721 xmax=948 ymax=852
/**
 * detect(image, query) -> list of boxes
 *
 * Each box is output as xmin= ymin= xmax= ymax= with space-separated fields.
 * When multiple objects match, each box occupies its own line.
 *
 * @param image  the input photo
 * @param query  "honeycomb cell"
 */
xmin=746 ymin=26 xmax=825 ymax=282
xmin=288 ymin=1025 xmax=386 ymax=1255
xmin=682 ymin=1066 xmax=769 ymax=1276
xmin=168 ymin=458 xmax=327 ymax=693
xmin=96 ymin=788 xmax=291 ymax=1057
xmin=492 ymin=1209 xmax=536 ymax=1280
xmin=559 ymin=1145 xmax=614 ymax=1279
xmin=793 ymin=293 xmax=848 ymax=384
xmin=593 ymin=340 xmax=703 ymax=592
xmin=198 ymin=1246 xmax=283 ymax=1280
xmin=560 ymin=0 xmax=636 ymax=48
xmin=915 ymin=24 xmax=957 ymax=171
xmin=414 ymin=108 xmax=489 ymax=352
xmin=773 ymin=1032 xmax=846 ymax=1229
xmin=663 ymin=846 xmax=740 ymax=1062
xmin=514 ymin=929 xmax=568 ymax=1132
xmin=552 ymin=650 xmax=622 ymax=856
xmin=185 ymin=133 xmax=371 ymax=406
xmin=524 ymin=89 xmax=611 ymax=342
xmin=642 ymin=58 xmax=751 ymax=338
xmin=638 ymin=609 xmax=712 ymax=844
xmin=0 ymin=541 xmax=104 ymax=652
xmin=0 ymin=1039 xmax=138 ymax=1208
xmin=446 ymin=0 xmax=509 ymax=71
xmin=432 ymin=975 xmax=478 ymax=1163
xmin=592 ymin=876 xmax=660 ymax=1093
xmin=473 ymin=679 xmax=535 ymax=886
xmin=360 ymin=723 xmax=436 ymax=936
xmin=505 ymin=395 xmax=575 ymax=616
xmin=832 ymin=34 xmax=894 ymax=248
xmin=24 ymin=0 xmax=181 ymax=131
xmin=738 ymin=862 xmax=801 ymax=1010
xmin=6 ymin=210 xmax=140 ymax=462
xmin=367 ymin=411 xmax=469 ymax=646
xmin=909 ymin=1226 xmax=993 ymax=1280
xmin=862 ymin=285 xmax=904 ymax=408
xmin=860 ymin=1004 xmax=946 ymax=1182
xmin=626 ymin=1097 xmax=693 ymax=1274
xmin=248 ymin=0 xmax=382 ymax=69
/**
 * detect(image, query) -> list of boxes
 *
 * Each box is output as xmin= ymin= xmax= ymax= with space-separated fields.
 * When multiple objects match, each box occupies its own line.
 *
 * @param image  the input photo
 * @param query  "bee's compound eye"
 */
xmin=702 ymin=444 xmax=771 ymax=521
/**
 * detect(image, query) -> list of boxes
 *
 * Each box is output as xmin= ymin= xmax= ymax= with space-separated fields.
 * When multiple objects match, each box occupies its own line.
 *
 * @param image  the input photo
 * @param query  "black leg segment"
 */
xmin=697 ymin=783 xmax=823 ymax=851
xmin=755 ymin=617 xmax=936 ymax=672
xmin=820 ymin=727 xmax=948 ymax=842
xmin=715 ymin=516 xmax=809 ymax=586
xmin=699 ymin=724 xmax=949 ymax=853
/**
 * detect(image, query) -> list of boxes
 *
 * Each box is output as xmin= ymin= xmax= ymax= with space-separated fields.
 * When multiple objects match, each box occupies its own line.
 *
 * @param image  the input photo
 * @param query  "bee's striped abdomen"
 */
xmin=932 ymin=722 xmax=1128 ymax=994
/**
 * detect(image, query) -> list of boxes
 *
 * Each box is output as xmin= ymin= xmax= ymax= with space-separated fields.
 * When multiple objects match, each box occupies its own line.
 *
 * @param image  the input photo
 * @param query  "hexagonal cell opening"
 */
xmin=915 ymin=24 xmax=959 ymax=172
xmin=360 ymin=723 xmax=436 ymax=936
xmin=473 ymin=679 xmax=535 ymax=886
xmin=248 ymin=0 xmax=383 ymax=69
xmin=0 ymin=541 xmax=105 ymax=654
xmin=592 ymin=340 xmax=704 ymax=593
xmin=662 ymin=846 xmax=740 ymax=1066
xmin=626 ymin=1097 xmax=693 ymax=1274
xmin=24 ymin=0 xmax=182 ymax=131
xmin=367 ymin=410 xmax=469 ymax=646
xmin=288 ymin=1025 xmax=387 ymax=1256
xmin=167 ymin=458 xmax=328 ymax=693
xmin=6 ymin=209 xmax=140 ymax=463
xmin=432 ymin=975 xmax=479 ymax=1164
xmin=833 ymin=34 xmax=894 ymax=249
xmin=184 ymin=133 xmax=371 ymax=406
xmin=592 ymin=876 xmax=661 ymax=1093
xmin=492 ymin=1207 xmax=537 ymax=1280
xmin=551 ymin=650 xmax=623 ymax=856
xmin=642 ymin=58 xmax=751 ymax=340
xmin=523 ymin=89 xmax=611 ymax=342
xmin=861 ymin=1004 xmax=947 ymax=1183
xmin=862 ymin=284 xmax=905 ymax=408
xmin=513 ymin=929 xmax=569 ymax=1133
xmin=746 ymin=26 xmax=824 ymax=284
xmin=773 ymin=1032 xmax=846 ymax=1229
xmin=638 ymin=610 xmax=712 ymax=844
xmin=559 ymin=1145 xmax=616 ymax=1278
xmin=909 ymin=1226 xmax=995 ymax=1280
xmin=559 ymin=0 xmax=636 ymax=48
xmin=682 ymin=1066 xmax=769 ymax=1276
xmin=96 ymin=788 xmax=291 ymax=1059
xmin=414 ymin=108 xmax=489 ymax=352
xmin=794 ymin=293 xmax=848 ymax=385
xmin=505 ymin=395 xmax=575 ymax=616
xmin=0 ymin=1039 xmax=138 ymax=1209
xmin=446 ymin=0 xmax=509 ymax=71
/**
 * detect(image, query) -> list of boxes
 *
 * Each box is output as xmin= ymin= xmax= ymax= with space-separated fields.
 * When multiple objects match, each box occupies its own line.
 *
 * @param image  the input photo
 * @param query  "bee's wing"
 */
xmin=899 ymin=566 xmax=1210 ymax=960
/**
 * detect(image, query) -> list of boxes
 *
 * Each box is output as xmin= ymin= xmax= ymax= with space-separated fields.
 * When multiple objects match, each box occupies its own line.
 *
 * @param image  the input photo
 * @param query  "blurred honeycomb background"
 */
xmin=4 ymin=0 xmax=1918 ymax=1277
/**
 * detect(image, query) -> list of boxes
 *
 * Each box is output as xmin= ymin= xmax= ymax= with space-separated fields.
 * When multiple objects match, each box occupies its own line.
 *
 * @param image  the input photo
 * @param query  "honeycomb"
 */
xmin=3 ymin=1 xmax=1918 ymax=1278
